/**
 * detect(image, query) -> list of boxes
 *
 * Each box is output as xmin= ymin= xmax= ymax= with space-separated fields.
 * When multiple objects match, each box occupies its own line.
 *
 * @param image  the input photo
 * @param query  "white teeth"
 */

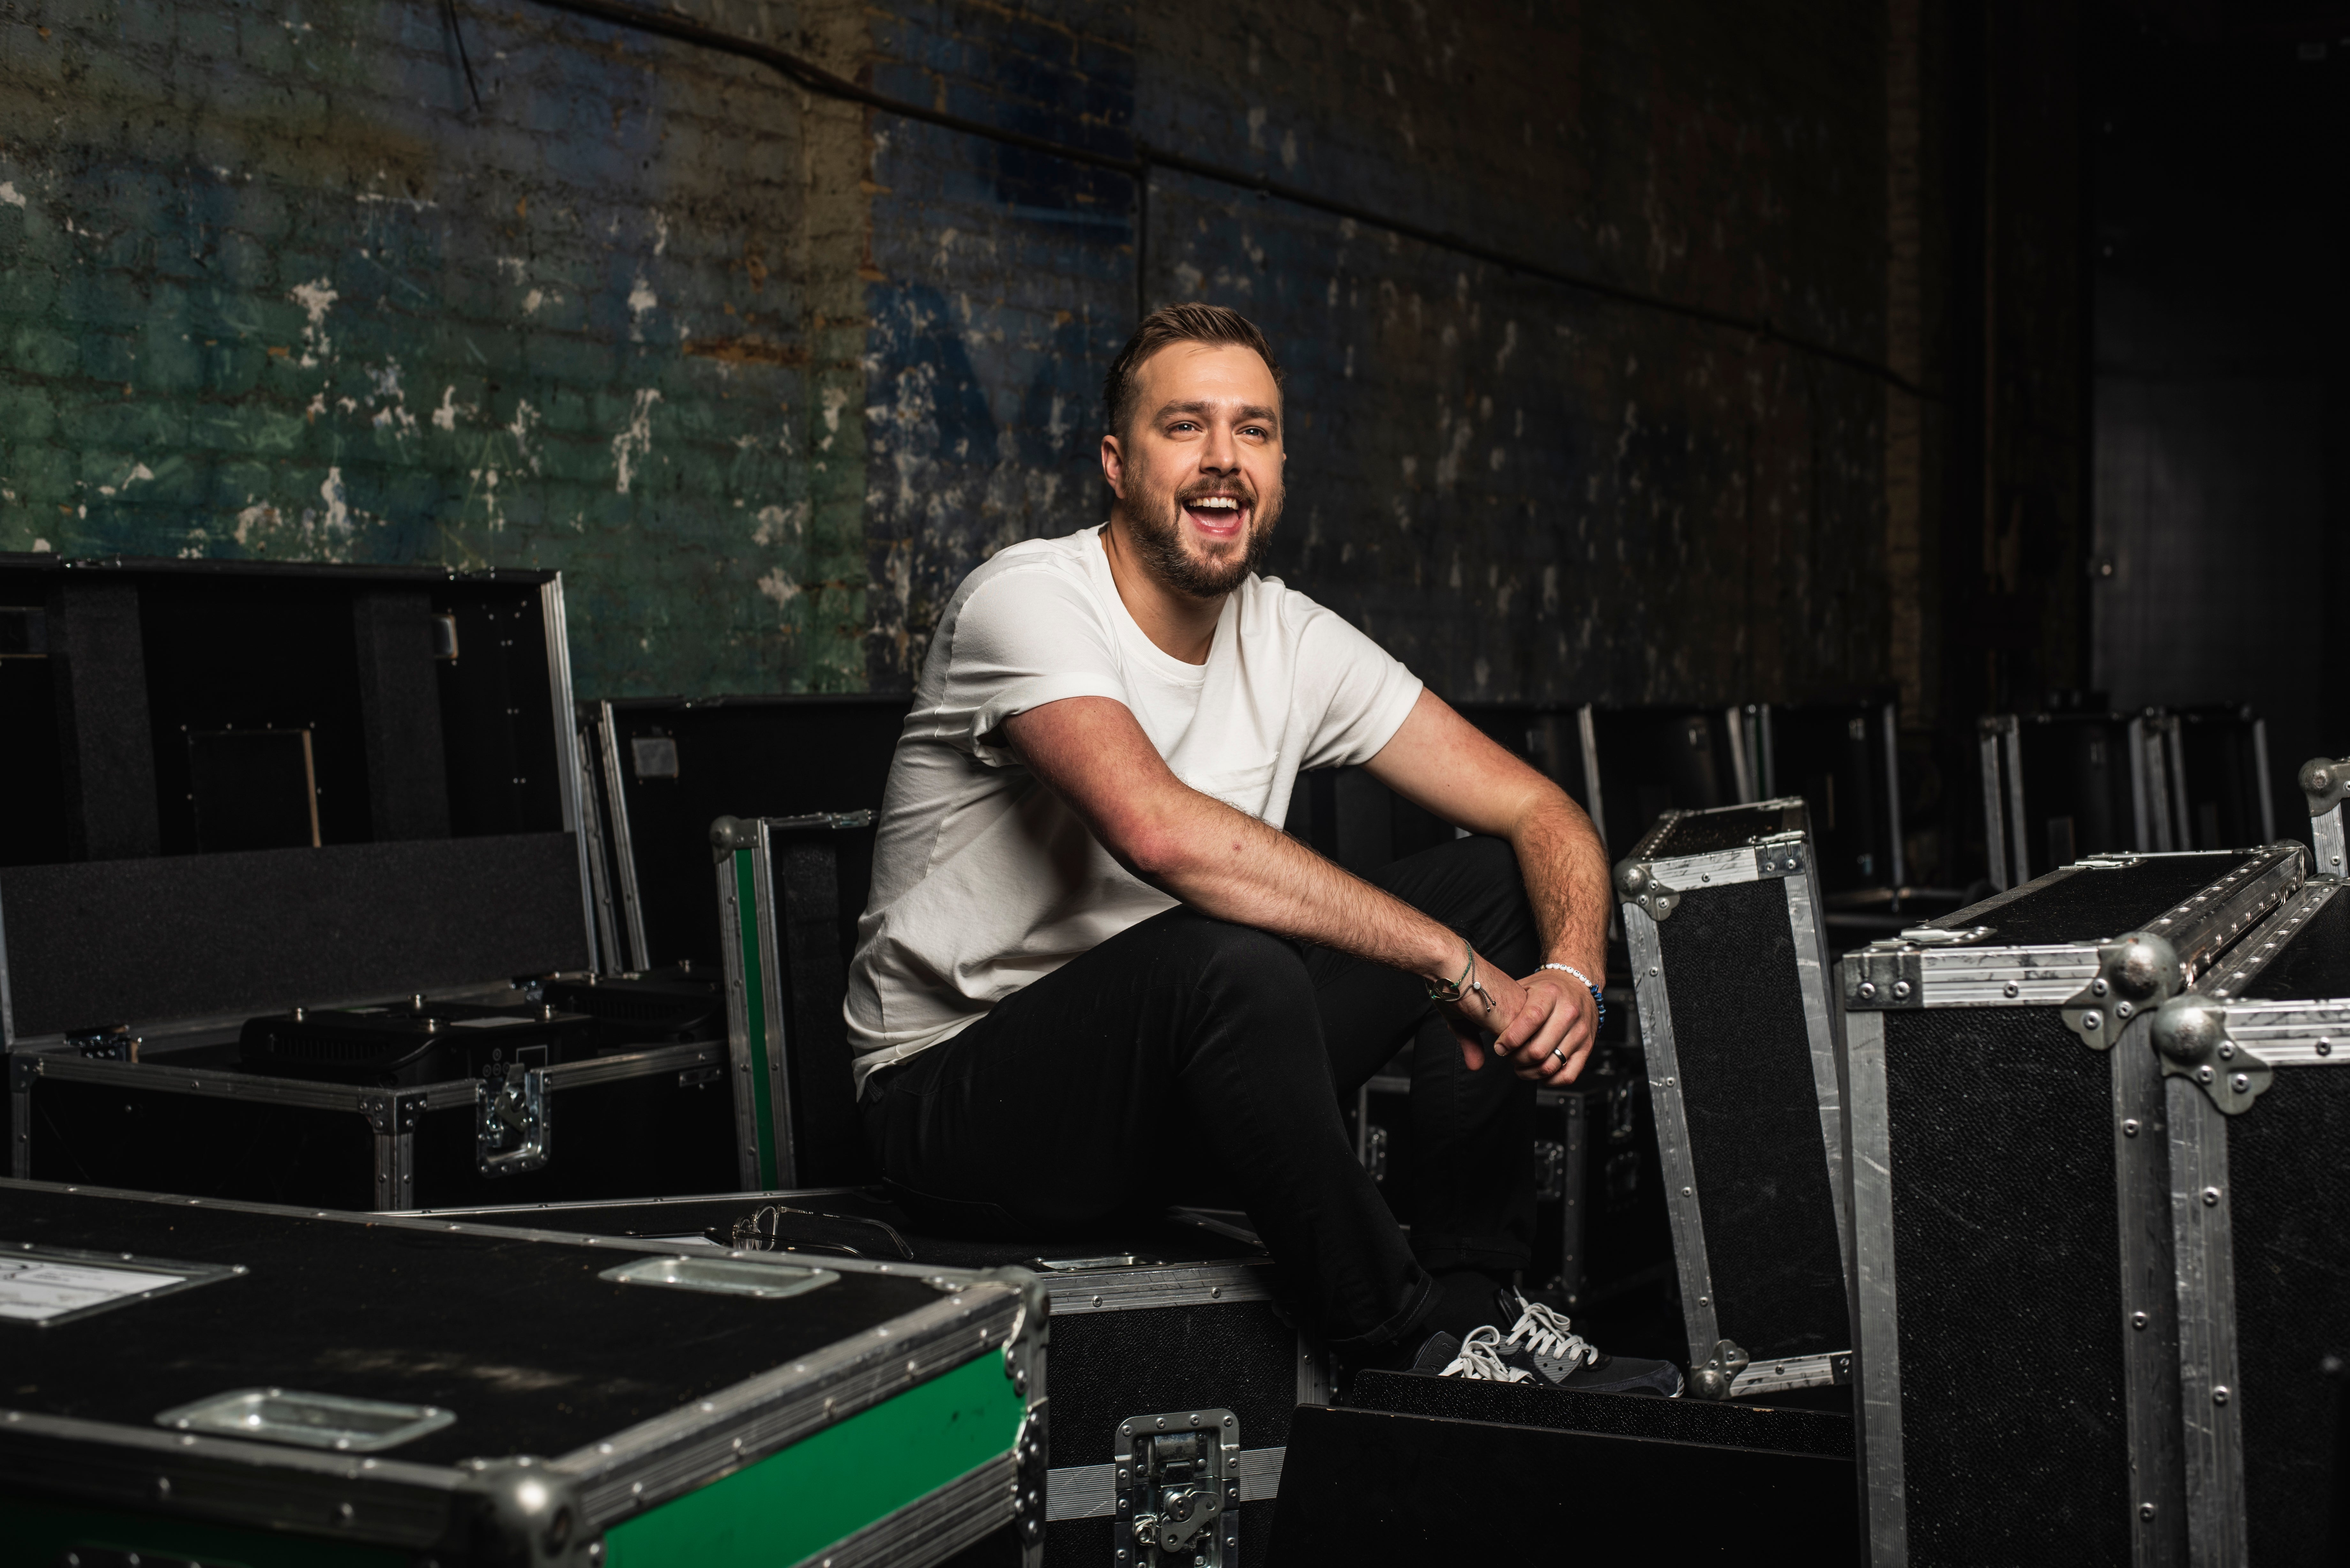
xmin=1191 ymin=497 xmax=1239 ymax=510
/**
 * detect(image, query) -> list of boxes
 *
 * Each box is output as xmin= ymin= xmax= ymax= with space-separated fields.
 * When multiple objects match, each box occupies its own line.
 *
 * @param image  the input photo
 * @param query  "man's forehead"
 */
xmin=1134 ymin=340 xmax=1281 ymax=404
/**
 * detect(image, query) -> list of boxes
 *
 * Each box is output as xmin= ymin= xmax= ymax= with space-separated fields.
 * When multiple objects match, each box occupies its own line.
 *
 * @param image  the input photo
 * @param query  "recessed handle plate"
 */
xmin=154 ymin=1388 xmax=456 ymax=1451
xmin=599 ymin=1254 xmax=838 ymax=1300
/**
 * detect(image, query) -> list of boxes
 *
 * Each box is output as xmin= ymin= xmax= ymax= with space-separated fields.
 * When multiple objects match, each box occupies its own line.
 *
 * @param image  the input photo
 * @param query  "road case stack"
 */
xmin=0 ymin=1179 xmax=1045 ymax=1567
xmin=2 ymin=556 xmax=735 ymax=1211
xmin=1838 ymin=839 xmax=2308 ymax=1564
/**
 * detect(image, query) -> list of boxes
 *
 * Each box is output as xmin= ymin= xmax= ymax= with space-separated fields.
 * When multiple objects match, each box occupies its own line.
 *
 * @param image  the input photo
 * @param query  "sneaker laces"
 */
xmin=1501 ymin=1294 xmax=1597 ymax=1367
xmin=1439 ymin=1325 xmax=1531 ymax=1383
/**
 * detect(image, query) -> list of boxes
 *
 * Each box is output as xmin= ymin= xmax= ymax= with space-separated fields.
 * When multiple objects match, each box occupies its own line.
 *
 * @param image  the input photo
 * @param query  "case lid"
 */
xmin=0 ymin=557 xmax=594 ymax=1044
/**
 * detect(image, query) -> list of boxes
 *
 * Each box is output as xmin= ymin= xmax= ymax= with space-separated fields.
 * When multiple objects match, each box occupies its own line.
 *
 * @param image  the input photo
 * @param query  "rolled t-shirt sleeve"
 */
xmin=947 ymin=564 xmax=1133 ymax=766
xmin=1295 ymin=603 xmax=1424 ymax=770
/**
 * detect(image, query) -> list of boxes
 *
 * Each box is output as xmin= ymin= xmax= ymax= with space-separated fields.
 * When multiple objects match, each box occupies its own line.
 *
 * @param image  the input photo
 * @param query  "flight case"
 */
xmin=2139 ymin=757 xmax=2350 ymax=1562
xmin=1838 ymin=840 xmax=2307 ymax=1566
xmin=0 ymin=1178 xmax=1045 ymax=1568
xmin=402 ymin=1189 xmax=1328 ymax=1568
xmin=1613 ymin=797 xmax=1849 ymax=1398
xmin=1 ymin=557 xmax=731 ymax=1211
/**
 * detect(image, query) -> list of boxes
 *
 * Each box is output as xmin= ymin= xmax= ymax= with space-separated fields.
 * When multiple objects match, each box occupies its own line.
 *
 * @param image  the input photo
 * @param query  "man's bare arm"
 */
xmin=997 ymin=696 xmax=1484 ymax=1007
xmin=1364 ymin=691 xmax=1613 ymax=1084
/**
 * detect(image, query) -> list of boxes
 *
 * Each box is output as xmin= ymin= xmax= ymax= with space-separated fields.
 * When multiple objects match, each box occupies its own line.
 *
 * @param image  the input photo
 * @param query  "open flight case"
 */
xmin=1 ymin=555 xmax=731 ymax=1210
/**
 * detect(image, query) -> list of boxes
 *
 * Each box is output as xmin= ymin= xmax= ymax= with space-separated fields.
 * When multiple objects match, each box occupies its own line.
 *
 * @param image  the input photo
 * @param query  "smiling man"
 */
xmin=847 ymin=303 xmax=1679 ymax=1391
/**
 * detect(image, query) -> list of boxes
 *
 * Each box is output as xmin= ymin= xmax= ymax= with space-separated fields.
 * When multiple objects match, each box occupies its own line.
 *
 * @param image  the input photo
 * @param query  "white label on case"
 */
xmin=0 ymin=1258 xmax=186 ymax=1322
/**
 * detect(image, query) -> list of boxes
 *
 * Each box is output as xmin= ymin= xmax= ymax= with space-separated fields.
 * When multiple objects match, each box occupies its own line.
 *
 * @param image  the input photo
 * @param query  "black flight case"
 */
xmin=2132 ymin=755 xmax=2350 ymax=1562
xmin=1 ymin=556 xmax=732 ymax=1210
xmin=0 ymin=1178 xmax=1045 ymax=1567
xmin=1838 ymin=838 xmax=2309 ymax=1565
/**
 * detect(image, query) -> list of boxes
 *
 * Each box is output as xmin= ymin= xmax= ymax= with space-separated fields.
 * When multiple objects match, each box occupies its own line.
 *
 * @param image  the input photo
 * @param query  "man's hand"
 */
xmin=1439 ymin=959 xmax=1600 ymax=1087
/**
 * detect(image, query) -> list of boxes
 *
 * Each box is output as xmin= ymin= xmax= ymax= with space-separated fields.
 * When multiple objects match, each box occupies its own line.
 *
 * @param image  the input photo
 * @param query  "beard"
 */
xmin=1120 ymin=473 xmax=1284 ymax=600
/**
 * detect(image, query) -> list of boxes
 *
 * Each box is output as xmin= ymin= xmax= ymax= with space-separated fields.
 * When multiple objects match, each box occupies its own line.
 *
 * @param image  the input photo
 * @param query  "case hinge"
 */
xmin=2150 ymin=995 xmax=2273 ymax=1115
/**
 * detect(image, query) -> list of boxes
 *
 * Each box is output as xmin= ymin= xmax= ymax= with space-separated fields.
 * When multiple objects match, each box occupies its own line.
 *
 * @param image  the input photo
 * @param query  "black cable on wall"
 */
xmin=514 ymin=0 xmax=1935 ymax=401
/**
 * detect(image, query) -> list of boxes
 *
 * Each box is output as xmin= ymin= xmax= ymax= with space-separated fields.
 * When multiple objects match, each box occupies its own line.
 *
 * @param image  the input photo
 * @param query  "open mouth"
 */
xmin=1181 ymin=493 xmax=1251 ymax=540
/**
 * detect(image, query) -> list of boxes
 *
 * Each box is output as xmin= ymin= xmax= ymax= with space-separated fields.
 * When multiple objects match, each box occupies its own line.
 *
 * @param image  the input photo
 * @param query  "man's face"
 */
xmin=1102 ymin=341 xmax=1286 ymax=599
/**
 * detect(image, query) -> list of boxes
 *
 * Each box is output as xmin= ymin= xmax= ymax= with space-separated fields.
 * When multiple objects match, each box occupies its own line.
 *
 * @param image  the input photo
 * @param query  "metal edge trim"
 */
xmin=552 ymin=1285 xmax=1027 ymax=1526
xmin=0 ymin=868 xmax=14 ymax=1048
xmin=0 ymin=1177 xmax=1007 ymax=1286
xmin=1645 ymin=845 xmax=1765 ymax=889
xmin=1784 ymin=870 xmax=1852 ymax=1277
xmin=2165 ymin=720 xmax=2192 ymax=852
xmin=0 ymin=1406 xmax=466 ymax=1546
xmin=2315 ymin=804 xmax=2346 ymax=879
xmin=749 ymin=819 xmax=796 ymax=1189
xmin=0 ymin=976 xmax=533 ymax=1056
xmin=1627 ymin=807 xmax=1686 ymax=864
xmin=541 ymin=1041 xmax=722 ymax=1090
xmin=1727 ymin=1351 xmax=1846 ymax=1398
xmin=2165 ymin=1077 xmax=2248 ymax=1564
xmin=2150 ymin=846 xmax=2307 ymax=981
xmin=575 ymin=718 xmax=625 ymax=975
xmin=1842 ymin=1004 xmax=1907 ymax=1564
xmin=395 ymin=1186 xmax=875 ymax=1217
xmin=2004 ymin=719 xmax=2029 ymax=887
xmin=1577 ymin=704 xmax=1608 ymax=856
xmin=1624 ymin=902 xmax=1719 ymax=1364
xmin=2112 ymin=1016 xmax=2185 ymax=1568
xmin=598 ymin=699 xmax=654 ymax=973
xmin=540 ymin=577 xmax=598 ymax=970
xmin=2196 ymin=881 xmax=2340 ymax=1001
xmin=1045 ymin=1262 xmax=1271 ymax=1314
xmin=2251 ymin=720 xmax=2274 ymax=846
xmin=1883 ymin=700 xmax=1907 ymax=892
xmin=719 ymin=851 xmax=763 ymax=1191
xmin=1725 ymin=705 xmax=1753 ymax=803
xmin=795 ymin=1451 xmax=1017 ymax=1568
xmin=2131 ymin=714 xmax=2154 ymax=854
xmin=1980 ymin=721 xmax=2009 ymax=892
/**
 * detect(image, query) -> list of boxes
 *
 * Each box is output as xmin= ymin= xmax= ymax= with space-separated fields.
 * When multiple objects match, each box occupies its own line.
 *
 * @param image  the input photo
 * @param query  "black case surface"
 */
xmin=415 ymin=1189 xmax=1315 ymax=1567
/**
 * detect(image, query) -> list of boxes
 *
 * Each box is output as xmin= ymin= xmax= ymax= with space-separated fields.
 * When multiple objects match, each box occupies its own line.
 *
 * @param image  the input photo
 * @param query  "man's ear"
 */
xmin=1100 ymin=431 xmax=1126 ymax=498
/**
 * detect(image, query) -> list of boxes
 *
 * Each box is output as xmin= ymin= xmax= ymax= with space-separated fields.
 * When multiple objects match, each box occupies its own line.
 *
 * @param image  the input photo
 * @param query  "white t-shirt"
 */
xmin=845 ymin=525 xmax=1423 ymax=1089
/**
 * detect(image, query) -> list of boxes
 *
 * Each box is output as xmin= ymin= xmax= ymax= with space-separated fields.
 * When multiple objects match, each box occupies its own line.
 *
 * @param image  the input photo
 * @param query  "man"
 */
xmin=848 ymin=302 xmax=1679 ymax=1391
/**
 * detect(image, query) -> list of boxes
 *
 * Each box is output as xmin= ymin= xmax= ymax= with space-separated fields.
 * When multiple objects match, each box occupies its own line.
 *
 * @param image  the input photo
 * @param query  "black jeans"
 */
xmin=860 ymin=834 xmax=1538 ymax=1349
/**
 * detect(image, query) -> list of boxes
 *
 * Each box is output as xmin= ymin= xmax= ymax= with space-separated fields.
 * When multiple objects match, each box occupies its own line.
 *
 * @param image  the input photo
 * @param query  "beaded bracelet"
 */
xmin=1540 ymin=962 xmax=1606 ymax=1028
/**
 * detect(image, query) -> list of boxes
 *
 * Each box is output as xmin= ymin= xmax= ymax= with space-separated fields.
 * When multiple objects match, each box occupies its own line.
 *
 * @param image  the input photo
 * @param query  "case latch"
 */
xmin=2150 ymin=995 xmax=2272 ymax=1115
xmin=1118 ymin=1408 xmax=1239 ymax=1567
xmin=2062 ymin=932 xmax=2181 ymax=1051
xmin=1845 ymin=945 xmax=1924 ymax=1009
xmin=476 ymin=1061 xmax=549 ymax=1176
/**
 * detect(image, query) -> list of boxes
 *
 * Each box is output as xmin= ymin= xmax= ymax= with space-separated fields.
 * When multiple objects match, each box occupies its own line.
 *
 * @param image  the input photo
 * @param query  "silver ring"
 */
xmin=1548 ymin=1047 xmax=1565 ymax=1066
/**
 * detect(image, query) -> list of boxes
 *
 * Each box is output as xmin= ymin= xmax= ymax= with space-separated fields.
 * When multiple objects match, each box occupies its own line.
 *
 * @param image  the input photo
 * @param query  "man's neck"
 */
xmin=1099 ymin=514 xmax=1224 ymax=666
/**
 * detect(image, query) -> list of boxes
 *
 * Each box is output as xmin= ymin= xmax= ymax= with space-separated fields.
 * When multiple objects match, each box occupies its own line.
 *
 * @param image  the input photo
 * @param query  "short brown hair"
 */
xmin=1102 ymin=302 xmax=1284 ymax=439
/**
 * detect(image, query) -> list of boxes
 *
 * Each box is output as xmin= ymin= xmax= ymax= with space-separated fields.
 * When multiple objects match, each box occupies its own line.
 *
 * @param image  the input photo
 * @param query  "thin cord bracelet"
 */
xmin=1541 ymin=962 xmax=1606 ymax=1029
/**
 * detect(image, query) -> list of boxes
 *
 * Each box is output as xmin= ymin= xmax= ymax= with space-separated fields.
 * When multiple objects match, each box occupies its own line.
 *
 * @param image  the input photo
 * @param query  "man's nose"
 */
xmin=1199 ymin=421 xmax=1239 ymax=473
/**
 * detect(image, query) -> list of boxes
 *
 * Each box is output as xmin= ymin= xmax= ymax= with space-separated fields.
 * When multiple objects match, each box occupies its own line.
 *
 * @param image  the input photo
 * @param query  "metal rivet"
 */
xmin=1858 ymin=981 xmax=1878 ymax=1000
xmin=2083 ymin=1009 xmax=2105 ymax=1032
xmin=2141 ymin=1503 xmax=2157 ymax=1520
xmin=1682 ymin=1187 xmax=1692 ymax=1196
xmin=2197 ymin=1066 xmax=2214 ymax=1084
xmin=2203 ymin=1187 xmax=2221 ymax=1207
xmin=2320 ymin=1039 xmax=2334 ymax=1057
xmin=2116 ymin=1001 xmax=2134 ymax=1019
xmin=2213 ymin=1386 xmax=2230 ymax=1405
xmin=2231 ymin=1073 xmax=2250 ymax=1093
xmin=2003 ymin=982 xmax=2020 ymax=999
xmin=2218 ymin=1041 xmax=2235 ymax=1060
xmin=2093 ymin=978 xmax=2110 ymax=997
xmin=1892 ymin=980 xmax=1912 ymax=1000
xmin=2122 ymin=1118 xmax=2140 ymax=1137
xmin=2132 ymin=1311 xmax=2148 ymax=1330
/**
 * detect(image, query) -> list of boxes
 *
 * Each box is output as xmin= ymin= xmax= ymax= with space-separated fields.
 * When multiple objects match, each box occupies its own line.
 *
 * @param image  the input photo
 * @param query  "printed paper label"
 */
xmin=0 ymin=1257 xmax=185 ymax=1322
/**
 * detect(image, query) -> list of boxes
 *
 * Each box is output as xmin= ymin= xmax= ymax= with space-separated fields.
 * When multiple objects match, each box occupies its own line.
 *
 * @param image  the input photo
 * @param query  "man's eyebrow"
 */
xmin=1153 ymin=399 xmax=1282 ymax=425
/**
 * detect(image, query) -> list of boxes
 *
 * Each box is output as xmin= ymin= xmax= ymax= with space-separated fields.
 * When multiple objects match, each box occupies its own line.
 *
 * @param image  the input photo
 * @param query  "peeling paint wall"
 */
xmin=0 ymin=0 xmax=1918 ymax=709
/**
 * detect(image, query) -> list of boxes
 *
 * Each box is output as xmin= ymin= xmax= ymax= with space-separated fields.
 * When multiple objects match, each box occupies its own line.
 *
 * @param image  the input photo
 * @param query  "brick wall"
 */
xmin=0 ymin=0 xmax=1920 ymax=709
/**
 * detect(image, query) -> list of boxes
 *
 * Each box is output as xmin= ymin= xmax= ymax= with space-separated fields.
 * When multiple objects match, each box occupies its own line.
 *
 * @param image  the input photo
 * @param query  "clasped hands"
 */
xmin=1437 ymin=956 xmax=1599 ymax=1087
